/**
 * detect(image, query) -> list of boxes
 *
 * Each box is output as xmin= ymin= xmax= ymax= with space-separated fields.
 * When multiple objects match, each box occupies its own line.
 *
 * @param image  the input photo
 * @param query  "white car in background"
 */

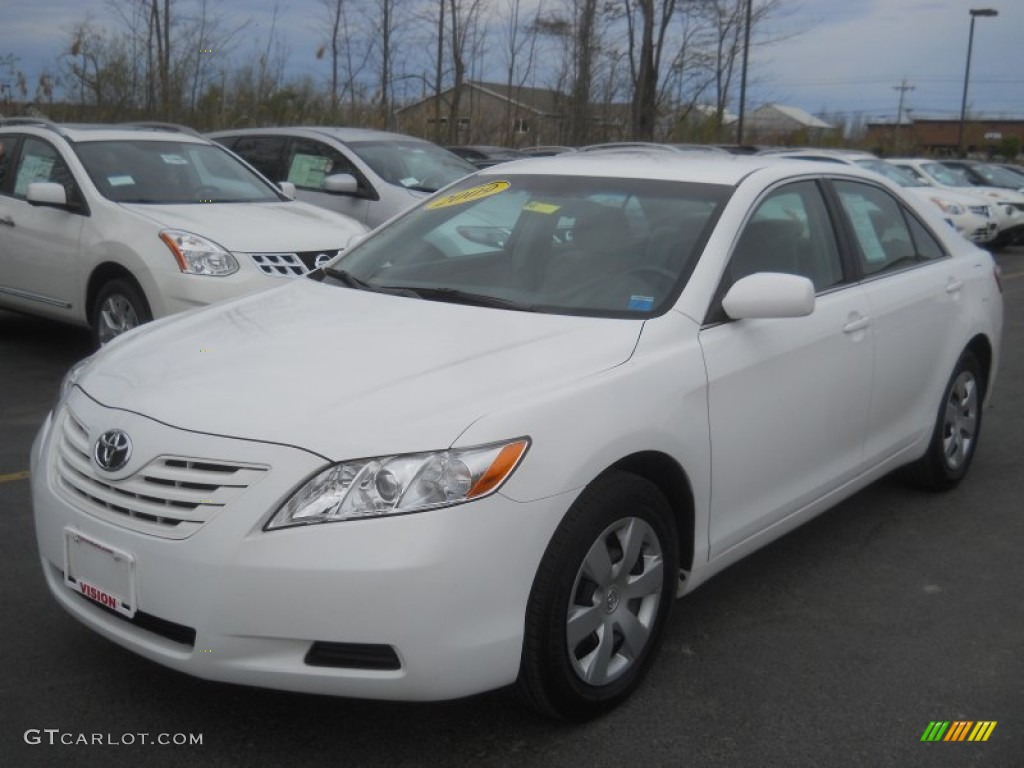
xmin=209 ymin=127 xmax=477 ymax=228
xmin=0 ymin=120 xmax=367 ymax=346
xmin=32 ymin=152 xmax=1002 ymax=720
xmin=769 ymin=150 xmax=998 ymax=245
xmin=890 ymin=157 xmax=1024 ymax=246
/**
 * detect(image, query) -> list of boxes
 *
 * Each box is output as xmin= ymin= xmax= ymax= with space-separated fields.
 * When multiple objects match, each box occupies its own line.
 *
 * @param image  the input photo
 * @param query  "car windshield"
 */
xmin=74 ymin=140 xmax=283 ymax=204
xmin=329 ymin=174 xmax=730 ymax=318
xmin=921 ymin=162 xmax=972 ymax=187
xmin=855 ymin=159 xmax=926 ymax=187
xmin=961 ymin=162 xmax=1024 ymax=189
xmin=346 ymin=140 xmax=475 ymax=192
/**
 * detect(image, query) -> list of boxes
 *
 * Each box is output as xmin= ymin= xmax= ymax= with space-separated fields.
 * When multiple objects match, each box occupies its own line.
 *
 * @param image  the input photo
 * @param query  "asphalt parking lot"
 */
xmin=2 ymin=248 xmax=1022 ymax=768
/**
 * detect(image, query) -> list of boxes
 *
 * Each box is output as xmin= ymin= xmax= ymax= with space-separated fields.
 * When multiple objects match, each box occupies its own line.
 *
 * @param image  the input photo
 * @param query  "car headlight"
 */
xmin=160 ymin=229 xmax=239 ymax=275
xmin=930 ymin=198 xmax=965 ymax=216
xmin=266 ymin=438 xmax=530 ymax=530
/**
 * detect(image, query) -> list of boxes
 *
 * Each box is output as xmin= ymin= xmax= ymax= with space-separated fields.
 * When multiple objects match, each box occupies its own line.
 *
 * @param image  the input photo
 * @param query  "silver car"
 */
xmin=209 ymin=127 xmax=476 ymax=228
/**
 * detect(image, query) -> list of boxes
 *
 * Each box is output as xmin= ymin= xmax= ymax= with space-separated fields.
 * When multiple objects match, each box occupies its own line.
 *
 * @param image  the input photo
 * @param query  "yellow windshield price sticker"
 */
xmin=426 ymin=180 xmax=510 ymax=210
xmin=523 ymin=201 xmax=561 ymax=214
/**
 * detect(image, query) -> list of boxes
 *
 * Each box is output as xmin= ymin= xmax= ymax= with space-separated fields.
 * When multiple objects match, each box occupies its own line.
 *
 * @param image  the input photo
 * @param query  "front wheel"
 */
xmin=516 ymin=471 xmax=678 ymax=720
xmin=905 ymin=350 xmax=984 ymax=491
xmin=90 ymin=278 xmax=152 ymax=347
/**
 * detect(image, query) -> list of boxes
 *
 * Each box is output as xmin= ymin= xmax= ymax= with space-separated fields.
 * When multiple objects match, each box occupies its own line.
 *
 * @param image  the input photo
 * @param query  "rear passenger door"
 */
xmin=830 ymin=179 xmax=966 ymax=466
xmin=700 ymin=180 xmax=873 ymax=558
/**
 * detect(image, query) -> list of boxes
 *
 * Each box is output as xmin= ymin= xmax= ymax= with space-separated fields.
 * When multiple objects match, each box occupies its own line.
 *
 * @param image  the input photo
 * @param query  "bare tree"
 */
xmin=697 ymin=0 xmax=782 ymax=132
xmin=499 ymin=0 xmax=543 ymax=145
xmin=623 ymin=0 xmax=677 ymax=139
xmin=445 ymin=0 xmax=485 ymax=143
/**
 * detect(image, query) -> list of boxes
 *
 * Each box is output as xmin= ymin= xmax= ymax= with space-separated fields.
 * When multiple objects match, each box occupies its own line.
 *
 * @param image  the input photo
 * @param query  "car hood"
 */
xmin=78 ymin=282 xmax=643 ymax=460
xmin=120 ymin=201 xmax=367 ymax=252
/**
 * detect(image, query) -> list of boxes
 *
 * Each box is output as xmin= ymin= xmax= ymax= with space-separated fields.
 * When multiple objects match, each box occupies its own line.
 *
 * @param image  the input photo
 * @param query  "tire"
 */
xmin=90 ymin=278 xmax=152 ymax=348
xmin=516 ymin=471 xmax=678 ymax=721
xmin=905 ymin=350 xmax=984 ymax=492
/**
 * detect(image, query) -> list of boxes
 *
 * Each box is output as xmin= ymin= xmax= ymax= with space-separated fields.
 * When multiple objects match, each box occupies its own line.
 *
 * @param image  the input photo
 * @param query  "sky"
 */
xmin=2 ymin=0 xmax=1021 ymax=123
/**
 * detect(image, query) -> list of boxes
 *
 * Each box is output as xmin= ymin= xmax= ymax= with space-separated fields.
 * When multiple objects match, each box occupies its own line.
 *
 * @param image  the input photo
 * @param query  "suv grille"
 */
xmin=54 ymin=410 xmax=268 ymax=539
xmin=249 ymin=249 xmax=341 ymax=277
xmin=968 ymin=205 xmax=990 ymax=217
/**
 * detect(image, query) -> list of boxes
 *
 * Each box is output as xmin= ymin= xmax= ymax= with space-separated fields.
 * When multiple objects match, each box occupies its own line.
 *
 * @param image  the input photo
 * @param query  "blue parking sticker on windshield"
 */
xmin=627 ymin=295 xmax=654 ymax=311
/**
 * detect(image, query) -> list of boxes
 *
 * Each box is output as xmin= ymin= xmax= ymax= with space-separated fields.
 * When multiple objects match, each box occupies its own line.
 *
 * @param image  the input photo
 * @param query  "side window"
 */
xmin=230 ymin=135 xmax=286 ymax=181
xmin=285 ymin=139 xmax=359 ymax=191
xmin=13 ymin=138 xmax=78 ymax=202
xmin=0 ymin=137 xmax=16 ymax=193
xmin=728 ymin=180 xmax=843 ymax=292
xmin=905 ymin=214 xmax=946 ymax=261
xmin=834 ymin=181 xmax=936 ymax=276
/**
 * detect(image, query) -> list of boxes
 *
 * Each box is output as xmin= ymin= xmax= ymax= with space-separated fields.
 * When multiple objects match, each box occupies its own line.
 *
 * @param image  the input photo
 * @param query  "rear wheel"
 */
xmin=90 ymin=278 xmax=152 ymax=347
xmin=905 ymin=350 xmax=984 ymax=491
xmin=516 ymin=471 xmax=678 ymax=720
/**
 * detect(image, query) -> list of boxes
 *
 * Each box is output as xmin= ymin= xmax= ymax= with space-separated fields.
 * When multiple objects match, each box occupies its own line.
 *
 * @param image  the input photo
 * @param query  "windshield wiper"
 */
xmin=382 ymin=286 xmax=537 ymax=312
xmin=321 ymin=267 xmax=421 ymax=297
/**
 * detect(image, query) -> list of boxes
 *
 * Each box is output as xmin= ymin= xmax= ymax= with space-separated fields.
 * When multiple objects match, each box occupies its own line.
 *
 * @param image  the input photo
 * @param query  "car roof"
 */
xmin=207 ymin=126 xmax=431 ymax=144
xmin=471 ymin=150 xmax=887 ymax=187
xmin=0 ymin=119 xmax=209 ymax=144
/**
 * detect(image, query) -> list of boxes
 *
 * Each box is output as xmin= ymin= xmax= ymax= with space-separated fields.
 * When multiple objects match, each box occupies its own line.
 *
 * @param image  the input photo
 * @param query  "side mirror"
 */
xmin=722 ymin=272 xmax=815 ymax=320
xmin=323 ymin=173 xmax=359 ymax=195
xmin=277 ymin=181 xmax=297 ymax=200
xmin=26 ymin=182 xmax=68 ymax=208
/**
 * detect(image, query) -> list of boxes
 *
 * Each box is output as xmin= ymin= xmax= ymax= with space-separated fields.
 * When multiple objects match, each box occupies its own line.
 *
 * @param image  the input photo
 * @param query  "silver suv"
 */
xmin=0 ymin=120 xmax=366 ymax=346
xmin=209 ymin=127 xmax=476 ymax=228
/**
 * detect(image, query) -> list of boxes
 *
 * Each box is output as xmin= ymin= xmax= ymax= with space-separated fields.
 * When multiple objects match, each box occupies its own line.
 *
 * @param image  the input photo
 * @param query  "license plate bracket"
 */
xmin=63 ymin=529 xmax=137 ymax=618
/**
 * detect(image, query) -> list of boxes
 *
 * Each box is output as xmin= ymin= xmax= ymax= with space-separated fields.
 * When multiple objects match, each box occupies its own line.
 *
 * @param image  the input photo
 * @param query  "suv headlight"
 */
xmin=160 ymin=229 xmax=239 ymax=275
xmin=266 ymin=438 xmax=530 ymax=530
xmin=930 ymin=197 xmax=965 ymax=216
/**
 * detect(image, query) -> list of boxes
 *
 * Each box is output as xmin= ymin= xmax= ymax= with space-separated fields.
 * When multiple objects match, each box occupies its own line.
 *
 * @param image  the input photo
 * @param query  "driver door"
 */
xmin=698 ymin=180 xmax=874 ymax=558
xmin=284 ymin=138 xmax=370 ymax=225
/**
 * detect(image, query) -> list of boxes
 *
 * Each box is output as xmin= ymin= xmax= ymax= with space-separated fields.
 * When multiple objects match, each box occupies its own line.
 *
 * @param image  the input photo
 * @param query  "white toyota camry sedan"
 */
xmin=31 ymin=152 xmax=1003 ymax=720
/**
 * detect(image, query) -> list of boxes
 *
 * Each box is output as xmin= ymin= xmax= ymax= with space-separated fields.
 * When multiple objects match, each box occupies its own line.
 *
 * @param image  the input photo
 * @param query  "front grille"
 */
xmin=62 ymin=566 xmax=197 ymax=647
xmin=249 ymin=249 xmax=341 ymax=277
xmin=55 ymin=410 xmax=268 ymax=539
xmin=305 ymin=642 xmax=401 ymax=670
xmin=968 ymin=205 xmax=990 ymax=217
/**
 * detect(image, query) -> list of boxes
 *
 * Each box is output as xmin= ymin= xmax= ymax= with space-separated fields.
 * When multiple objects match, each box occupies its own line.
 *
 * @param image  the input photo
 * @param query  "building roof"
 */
xmin=750 ymin=104 xmax=833 ymax=130
xmin=396 ymin=81 xmax=564 ymax=117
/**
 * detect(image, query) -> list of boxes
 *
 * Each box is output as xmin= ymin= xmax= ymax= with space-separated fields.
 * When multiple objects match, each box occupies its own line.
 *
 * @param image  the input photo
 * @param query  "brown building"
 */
xmin=396 ymin=81 xmax=568 ymax=148
xmin=395 ymin=80 xmax=636 ymax=148
xmin=865 ymin=118 xmax=1024 ymax=157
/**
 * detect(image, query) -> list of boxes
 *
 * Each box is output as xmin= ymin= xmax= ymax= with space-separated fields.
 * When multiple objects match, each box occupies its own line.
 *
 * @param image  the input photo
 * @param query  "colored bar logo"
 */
xmin=921 ymin=721 xmax=997 ymax=742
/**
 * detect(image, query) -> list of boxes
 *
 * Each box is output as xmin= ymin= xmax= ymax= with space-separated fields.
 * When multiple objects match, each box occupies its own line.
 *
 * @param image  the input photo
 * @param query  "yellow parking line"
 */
xmin=0 ymin=470 xmax=30 ymax=484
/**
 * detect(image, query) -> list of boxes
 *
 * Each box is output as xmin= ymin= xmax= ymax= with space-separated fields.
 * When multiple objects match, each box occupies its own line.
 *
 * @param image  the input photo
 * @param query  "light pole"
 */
xmin=957 ymin=8 xmax=998 ymax=157
xmin=736 ymin=0 xmax=753 ymax=144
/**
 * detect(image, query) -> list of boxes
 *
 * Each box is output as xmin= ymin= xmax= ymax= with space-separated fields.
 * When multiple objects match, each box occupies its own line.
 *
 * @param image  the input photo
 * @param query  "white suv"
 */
xmin=0 ymin=120 xmax=367 ymax=345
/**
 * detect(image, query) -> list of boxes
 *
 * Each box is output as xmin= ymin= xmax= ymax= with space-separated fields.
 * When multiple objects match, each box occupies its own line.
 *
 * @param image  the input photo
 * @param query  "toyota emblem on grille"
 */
xmin=93 ymin=430 xmax=132 ymax=472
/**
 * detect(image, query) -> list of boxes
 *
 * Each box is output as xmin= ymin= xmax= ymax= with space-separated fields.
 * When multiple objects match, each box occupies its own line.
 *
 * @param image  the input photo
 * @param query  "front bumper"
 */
xmin=31 ymin=392 xmax=568 ymax=701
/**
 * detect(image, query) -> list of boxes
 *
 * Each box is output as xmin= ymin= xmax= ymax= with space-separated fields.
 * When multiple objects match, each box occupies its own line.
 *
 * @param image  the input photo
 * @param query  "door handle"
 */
xmin=946 ymin=278 xmax=963 ymax=293
xmin=842 ymin=316 xmax=870 ymax=334
xmin=0 ymin=215 xmax=14 ymax=227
